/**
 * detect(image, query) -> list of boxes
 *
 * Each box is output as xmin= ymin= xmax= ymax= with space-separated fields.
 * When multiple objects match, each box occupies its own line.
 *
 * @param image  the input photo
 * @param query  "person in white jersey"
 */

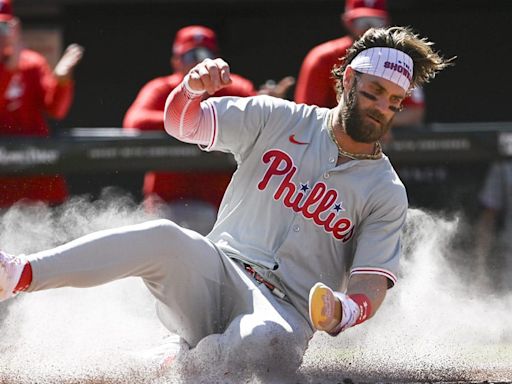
xmin=0 ymin=27 xmax=451 ymax=382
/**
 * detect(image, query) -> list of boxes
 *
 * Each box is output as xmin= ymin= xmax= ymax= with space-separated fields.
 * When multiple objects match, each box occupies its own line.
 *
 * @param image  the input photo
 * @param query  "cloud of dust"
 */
xmin=1 ymin=195 xmax=511 ymax=383
xmin=302 ymin=208 xmax=512 ymax=383
xmin=0 ymin=190 xmax=177 ymax=384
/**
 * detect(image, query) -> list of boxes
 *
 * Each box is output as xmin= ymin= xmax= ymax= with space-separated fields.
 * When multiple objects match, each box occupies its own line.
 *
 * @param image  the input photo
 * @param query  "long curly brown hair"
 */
xmin=331 ymin=26 xmax=454 ymax=98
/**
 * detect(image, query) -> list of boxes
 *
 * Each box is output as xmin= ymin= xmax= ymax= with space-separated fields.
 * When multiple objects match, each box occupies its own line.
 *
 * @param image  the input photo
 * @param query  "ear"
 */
xmin=343 ymin=66 xmax=356 ymax=91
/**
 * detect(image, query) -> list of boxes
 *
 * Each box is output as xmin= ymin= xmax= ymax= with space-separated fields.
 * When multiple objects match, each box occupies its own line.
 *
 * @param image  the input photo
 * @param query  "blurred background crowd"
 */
xmin=1 ymin=0 xmax=511 ymax=289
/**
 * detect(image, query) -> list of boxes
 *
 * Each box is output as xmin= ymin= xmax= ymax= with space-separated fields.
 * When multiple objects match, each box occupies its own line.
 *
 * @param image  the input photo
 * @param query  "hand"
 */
xmin=187 ymin=58 xmax=232 ymax=95
xmin=258 ymin=76 xmax=295 ymax=98
xmin=308 ymin=282 xmax=342 ymax=333
xmin=54 ymin=43 xmax=84 ymax=80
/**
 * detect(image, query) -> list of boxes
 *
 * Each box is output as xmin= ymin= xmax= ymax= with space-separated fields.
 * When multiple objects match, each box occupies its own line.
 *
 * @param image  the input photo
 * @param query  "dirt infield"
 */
xmin=0 ymin=201 xmax=511 ymax=384
xmin=1 ymin=286 xmax=510 ymax=384
xmin=1 ymin=332 xmax=511 ymax=383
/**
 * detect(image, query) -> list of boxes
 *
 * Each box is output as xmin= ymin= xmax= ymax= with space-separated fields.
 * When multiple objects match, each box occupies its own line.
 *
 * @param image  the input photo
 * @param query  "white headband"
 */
xmin=348 ymin=47 xmax=413 ymax=91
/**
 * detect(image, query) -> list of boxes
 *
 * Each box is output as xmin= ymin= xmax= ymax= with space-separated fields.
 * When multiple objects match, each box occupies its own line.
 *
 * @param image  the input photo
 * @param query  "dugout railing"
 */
xmin=1 ymin=122 xmax=511 ymax=218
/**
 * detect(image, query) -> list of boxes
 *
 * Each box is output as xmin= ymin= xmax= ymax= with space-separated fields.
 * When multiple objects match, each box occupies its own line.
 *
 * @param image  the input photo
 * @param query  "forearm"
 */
xmin=309 ymin=274 xmax=388 ymax=336
xmin=163 ymin=75 xmax=213 ymax=145
xmin=45 ymin=81 xmax=74 ymax=119
xmin=346 ymin=273 xmax=388 ymax=318
xmin=328 ymin=275 xmax=386 ymax=333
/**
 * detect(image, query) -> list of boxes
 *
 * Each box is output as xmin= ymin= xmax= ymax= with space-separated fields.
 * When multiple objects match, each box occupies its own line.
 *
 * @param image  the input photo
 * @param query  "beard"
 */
xmin=339 ymin=80 xmax=393 ymax=143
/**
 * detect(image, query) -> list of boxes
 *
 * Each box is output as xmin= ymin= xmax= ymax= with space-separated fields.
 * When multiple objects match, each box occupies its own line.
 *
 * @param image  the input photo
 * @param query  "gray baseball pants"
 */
xmin=25 ymin=219 xmax=313 ymax=379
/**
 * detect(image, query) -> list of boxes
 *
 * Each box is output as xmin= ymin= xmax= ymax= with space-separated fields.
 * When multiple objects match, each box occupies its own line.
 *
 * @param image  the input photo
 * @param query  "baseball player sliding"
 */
xmin=0 ymin=27 xmax=451 ymax=382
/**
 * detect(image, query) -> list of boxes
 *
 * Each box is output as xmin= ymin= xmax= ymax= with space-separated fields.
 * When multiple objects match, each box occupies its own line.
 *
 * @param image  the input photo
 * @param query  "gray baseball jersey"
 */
xmin=202 ymin=95 xmax=408 ymax=320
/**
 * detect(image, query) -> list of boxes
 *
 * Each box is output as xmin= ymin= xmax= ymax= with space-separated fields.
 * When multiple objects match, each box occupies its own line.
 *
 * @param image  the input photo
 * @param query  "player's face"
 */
xmin=341 ymin=72 xmax=405 ymax=143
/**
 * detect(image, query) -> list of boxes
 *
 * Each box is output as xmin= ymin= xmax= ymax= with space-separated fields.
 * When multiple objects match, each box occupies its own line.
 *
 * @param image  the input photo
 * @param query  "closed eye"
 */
xmin=360 ymin=90 xmax=377 ymax=101
xmin=362 ymin=90 xmax=401 ymax=112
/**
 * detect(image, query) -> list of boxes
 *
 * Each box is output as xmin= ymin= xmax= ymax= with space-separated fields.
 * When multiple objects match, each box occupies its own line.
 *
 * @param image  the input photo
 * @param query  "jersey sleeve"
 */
xmin=202 ymin=95 xmax=277 ymax=162
xmin=479 ymin=162 xmax=504 ymax=211
xmin=164 ymin=75 xmax=296 ymax=163
xmin=350 ymin=179 xmax=408 ymax=287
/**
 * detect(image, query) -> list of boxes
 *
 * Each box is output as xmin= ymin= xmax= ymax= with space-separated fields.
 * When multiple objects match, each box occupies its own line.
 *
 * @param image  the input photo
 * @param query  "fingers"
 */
xmin=62 ymin=43 xmax=85 ymax=65
xmin=65 ymin=43 xmax=85 ymax=56
xmin=54 ymin=43 xmax=84 ymax=77
xmin=187 ymin=58 xmax=232 ymax=95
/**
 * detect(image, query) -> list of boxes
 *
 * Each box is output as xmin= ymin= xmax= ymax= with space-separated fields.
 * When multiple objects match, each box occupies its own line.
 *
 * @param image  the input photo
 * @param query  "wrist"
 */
xmin=349 ymin=294 xmax=373 ymax=325
xmin=327 ymin=292 xmax=372 ymax=336
xmin=56 ymin=74 xmax=72 ymax=85
xmin=183 ymin=74 xmax=206 ymax=96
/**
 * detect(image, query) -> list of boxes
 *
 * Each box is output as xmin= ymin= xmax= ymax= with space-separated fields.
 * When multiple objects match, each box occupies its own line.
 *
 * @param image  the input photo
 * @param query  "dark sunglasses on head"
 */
xmin=352 ymin=17 xmax=387 ymax=31
xmin=181 ymin=47 xmax=215 ymax=65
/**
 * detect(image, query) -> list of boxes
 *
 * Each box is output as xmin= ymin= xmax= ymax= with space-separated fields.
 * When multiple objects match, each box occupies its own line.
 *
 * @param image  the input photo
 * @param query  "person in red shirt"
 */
xmin=124 ymin=25 xmax=294 ymax=233
xmin=0 ymin=0 xmax=84 ymax=207
xmin=294 ymin=0 xmax=424 ymax=128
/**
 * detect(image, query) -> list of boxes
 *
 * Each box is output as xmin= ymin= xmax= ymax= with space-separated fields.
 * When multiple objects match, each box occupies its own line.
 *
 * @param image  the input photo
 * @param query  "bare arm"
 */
xmin=43 ymin=44 xmax=84 ymax=119
xmin=347 ymin=273 xmax=388 ymax=317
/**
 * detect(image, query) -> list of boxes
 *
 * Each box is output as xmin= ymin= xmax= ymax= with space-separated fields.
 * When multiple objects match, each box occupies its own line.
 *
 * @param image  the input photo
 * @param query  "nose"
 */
xmin=375 ymin=96 xmax=390 ymax=113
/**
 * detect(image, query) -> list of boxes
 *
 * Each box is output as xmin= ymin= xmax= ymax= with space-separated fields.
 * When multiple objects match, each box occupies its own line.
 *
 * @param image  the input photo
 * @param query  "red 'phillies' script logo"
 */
xmin=257 ymin=149 xmax=354 ymax=242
